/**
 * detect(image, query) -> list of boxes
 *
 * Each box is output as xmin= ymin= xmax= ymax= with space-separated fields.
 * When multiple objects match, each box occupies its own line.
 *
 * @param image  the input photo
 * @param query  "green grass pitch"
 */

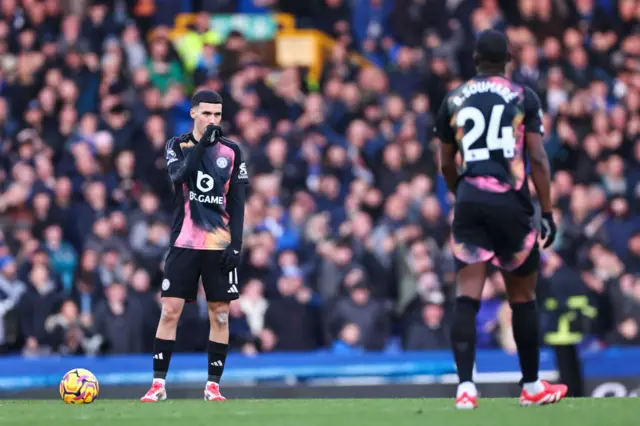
xmin=0 ymin=398 xmax=636 ymax=426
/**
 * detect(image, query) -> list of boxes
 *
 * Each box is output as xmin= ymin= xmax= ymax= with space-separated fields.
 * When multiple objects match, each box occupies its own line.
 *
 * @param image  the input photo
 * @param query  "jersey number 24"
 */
xmin=456 ymin=105 xmax=515 ymax=162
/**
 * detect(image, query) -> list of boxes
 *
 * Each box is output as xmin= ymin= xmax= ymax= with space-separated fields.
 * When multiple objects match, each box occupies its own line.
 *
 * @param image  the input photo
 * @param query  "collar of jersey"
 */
xmin=189 ymin=133 xmax=199 ymax=144
xmin=477 ymin=72 xmax=506 ymax=78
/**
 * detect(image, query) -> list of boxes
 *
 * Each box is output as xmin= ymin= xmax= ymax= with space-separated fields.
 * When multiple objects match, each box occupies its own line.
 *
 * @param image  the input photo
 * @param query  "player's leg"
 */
xmin=501 ymin=256 xmax=541 ymax=391
xmin=203 ymin=300 xmax=231 ymax=401
xmin=500 ymin=243 xmax=568 ymax=405
xmin=141 ymin=248 xmax=200 ymax=402
xmin=201 ymin=251 xmax=240 ymax=401
xmin=451 ymin=261 xmax=488 ymax=409
xmin=152 ymin=297 xmax=185 ymax=379
xmin=449 ymin=203 xmax=493 ymax=409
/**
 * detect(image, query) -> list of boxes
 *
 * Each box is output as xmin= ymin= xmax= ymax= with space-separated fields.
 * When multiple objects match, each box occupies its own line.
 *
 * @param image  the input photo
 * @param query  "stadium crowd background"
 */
xmin=0 ymin=0 xmax=638 ymax=358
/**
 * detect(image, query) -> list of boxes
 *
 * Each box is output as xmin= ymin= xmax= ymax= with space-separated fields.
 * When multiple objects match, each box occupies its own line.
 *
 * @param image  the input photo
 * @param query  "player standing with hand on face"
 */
xmin=141 ymin=90 xmax=249 ymax=402
xmin=435 ymin=30 xmax=567 ymax=409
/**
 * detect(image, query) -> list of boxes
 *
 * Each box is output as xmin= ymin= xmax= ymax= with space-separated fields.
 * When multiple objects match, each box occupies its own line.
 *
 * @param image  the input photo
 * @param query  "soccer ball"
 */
xmin=59 ymin=368 xmax=100 ymax=404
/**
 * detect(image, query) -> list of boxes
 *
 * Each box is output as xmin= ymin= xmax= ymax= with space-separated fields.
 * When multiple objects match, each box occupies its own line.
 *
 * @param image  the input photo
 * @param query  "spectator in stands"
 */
xmin=0 ymin=255 xmax=25 ymax=353
xmin=603 ymin=272 xmax=640 ymax=345
xmin=626 ymin=232 xmax=640 ymax=274
xmin=228 ymin=297 xmax=256 ymax=353
xmin=316 ymin=0 xmax=351 ymax=42
xmin=404 ymin=297 xmax=449 ymax=350
xmin=175 ymin=11 xmax=221 ymax=75
xmin=328 ymin=281 xmax=389 ymax=351
xmin=475 ymin=275 xmax=506 ymax=350
xmin=43 ymin=224 xmax=77 ymax=293
xmin=332 ymin=322 xmax=365 ymax=354
xmin=129 ymin=268 xmax=160 ymax=353
xmin=147 ymin=32 xmax=184 ymax=95
xmin=44 ymin=299 xmax=102 ymax=356
xmin=93 ymin=281 xmax=143 ymax=354
xmin=239 ymin=278 xmax=269 ymax=336
xmin=19 ymin=263 xmax=61 ymax=356
xmin=351 ymin=0 xmax=393 ymax=50
xmin=262 ymin=267 xmax=323 ymax=351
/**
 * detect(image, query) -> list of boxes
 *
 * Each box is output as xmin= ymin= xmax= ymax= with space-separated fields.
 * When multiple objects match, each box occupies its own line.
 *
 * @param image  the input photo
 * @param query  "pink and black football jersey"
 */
xmin=164 ymin=133 xmax=249 ymax=250
xmin=435 ymin=75 xmax=544 ymax=212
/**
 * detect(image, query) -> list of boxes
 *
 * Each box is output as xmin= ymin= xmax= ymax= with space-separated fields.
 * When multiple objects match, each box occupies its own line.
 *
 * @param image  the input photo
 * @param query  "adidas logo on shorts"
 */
xmin=211 ymin=360 xmax=224 ymax=367
xmin=227 ymin=285 xmax=238 ymax=294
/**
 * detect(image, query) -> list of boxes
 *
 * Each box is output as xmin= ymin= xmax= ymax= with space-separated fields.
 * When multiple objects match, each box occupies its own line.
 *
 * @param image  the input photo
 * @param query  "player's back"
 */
xmin=437 ymin=75 xmax=542 ymax=214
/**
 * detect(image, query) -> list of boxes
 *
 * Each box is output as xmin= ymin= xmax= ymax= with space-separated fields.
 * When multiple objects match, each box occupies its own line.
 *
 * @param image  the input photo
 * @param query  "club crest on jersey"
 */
xmin=216 ymin=157 xmax=229 ymax=169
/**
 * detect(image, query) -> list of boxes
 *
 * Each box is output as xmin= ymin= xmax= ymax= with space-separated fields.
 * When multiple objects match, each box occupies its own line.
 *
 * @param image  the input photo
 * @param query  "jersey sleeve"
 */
xmin=523 ymin=87 xmax=545 ymax=135
xmin=226 ymin=143 xmax=248 ymax=248
xmin=230 ymin=144 xmax=250 ymax=186
xmin=434 ymin=97 xmax=456 ymax=145
xmin=165 ymin=137 xmax=188 ymax=183
xmin=165 ymin=134 xmax=207 ymax=184
xmin=165 ymin=137 xmax=184 ymax=168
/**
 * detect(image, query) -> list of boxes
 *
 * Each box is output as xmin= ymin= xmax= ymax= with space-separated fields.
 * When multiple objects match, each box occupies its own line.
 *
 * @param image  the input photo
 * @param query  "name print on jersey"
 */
xmin=451 ymin=80 xmax=520 ymax=106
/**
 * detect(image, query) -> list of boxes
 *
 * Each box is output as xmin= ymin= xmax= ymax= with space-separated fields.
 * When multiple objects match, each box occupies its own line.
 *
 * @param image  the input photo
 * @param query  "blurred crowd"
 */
xmin=0 ymin=0 xmax=639 ymax=357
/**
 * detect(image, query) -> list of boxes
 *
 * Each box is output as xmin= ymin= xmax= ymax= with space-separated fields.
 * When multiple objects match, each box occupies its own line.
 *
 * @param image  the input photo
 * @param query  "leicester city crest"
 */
xmin=216 ymin=157 xmax=229 ymax=169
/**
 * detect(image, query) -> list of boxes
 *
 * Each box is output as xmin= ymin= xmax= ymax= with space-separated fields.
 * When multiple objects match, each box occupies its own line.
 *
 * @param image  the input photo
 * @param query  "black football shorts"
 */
xmin=162 ymin=247 xmax=240 ymax=302
xmin=451 ymin=201 xmax=539 ymax=276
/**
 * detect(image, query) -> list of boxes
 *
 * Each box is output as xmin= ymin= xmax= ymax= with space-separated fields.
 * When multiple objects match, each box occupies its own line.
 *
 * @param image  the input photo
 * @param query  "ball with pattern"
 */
xmin=59 ymin=368 xmax=100 ymax=404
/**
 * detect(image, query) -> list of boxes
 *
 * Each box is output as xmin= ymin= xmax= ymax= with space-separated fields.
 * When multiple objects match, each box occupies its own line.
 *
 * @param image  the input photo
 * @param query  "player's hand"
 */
xmin=540 ymin=211 xmax=557 ymax=249
xmin=220 ymin=245 xmax=241 ymax=273
xmin=202 ymin=124 xmax=223 ymax=146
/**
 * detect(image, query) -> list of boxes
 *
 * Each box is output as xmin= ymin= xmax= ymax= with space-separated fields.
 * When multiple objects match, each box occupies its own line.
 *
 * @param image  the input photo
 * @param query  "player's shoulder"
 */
xmin=165 ymin=132 xmax=192 ymax=151
xmin=442 ymin=84 xmax=465 ymax=106
xmin=493 ymin=76 xmax=537 ymax=102
xmin=436 ymin=86 xmax=462 ymax=119
xmin=521 ymin=84 xmax=542 ymax=106
xmin=218 ymin=136 xmax=240 ymax=149
xmin=218 ymin=137 xmax=244 ymax=156
xmin=219 ymin=137 xmax=249 ymax=180
xmin=439 ymin=79 xmax=476 ymax=112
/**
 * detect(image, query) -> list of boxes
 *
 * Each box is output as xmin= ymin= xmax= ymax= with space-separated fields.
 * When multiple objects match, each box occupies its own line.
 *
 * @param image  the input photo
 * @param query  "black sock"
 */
xmin=451 ymin=296 xmax=480 ymax=383
xmin=153 ymin=338 xmax=175 ymax=380
xmin=511 ymin=301 xmax=540 ymax=384
xmin=208 ymin=341 xmax=229 ymax=383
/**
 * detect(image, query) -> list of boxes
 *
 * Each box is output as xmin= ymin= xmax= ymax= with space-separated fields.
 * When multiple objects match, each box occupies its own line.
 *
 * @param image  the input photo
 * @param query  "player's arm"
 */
xmin=227 ymin=147 xmax=248 ymax=247
xmin=165 ymin=136 xmax=209 ymax=184
xmin=523 ymin=87 xmax=557 ymax=247
xmin=435 ymin=98 xmax=459 ymax=193
xmin=221 ymin=143 xmax=249 ymax=272
xmin=440 ymin=143 xmax=458 ymax=194
xmin=526 ymin=134 xmax=552 ymax=211
xmin=523 ymin=88 xmax=552 ymax=213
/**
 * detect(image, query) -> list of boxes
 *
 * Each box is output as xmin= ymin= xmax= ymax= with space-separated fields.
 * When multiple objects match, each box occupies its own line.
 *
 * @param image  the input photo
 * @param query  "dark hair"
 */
xmin=191 ymin=90 xmax=222 ymax=107
xmin=474 ymin=30 xmax=510 ymax=70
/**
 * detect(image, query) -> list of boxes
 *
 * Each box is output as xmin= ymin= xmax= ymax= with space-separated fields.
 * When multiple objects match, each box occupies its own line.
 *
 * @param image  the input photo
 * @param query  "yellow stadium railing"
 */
xmin=275 ymin=28 xmax=373 ymax=88
xmin=168 ymin=12 xmax=374 ymax=89
xmin=169 ymin=12 xmax=296 ymax=39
